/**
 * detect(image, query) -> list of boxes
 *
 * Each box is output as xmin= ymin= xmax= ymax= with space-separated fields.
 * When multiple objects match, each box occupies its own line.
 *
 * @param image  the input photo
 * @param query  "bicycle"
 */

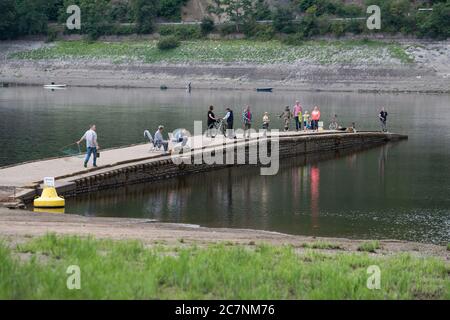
xmin=208 ymin=119 xmax=227 ymax=138
xmin=329 ymin=114 xmax=339 ymax=130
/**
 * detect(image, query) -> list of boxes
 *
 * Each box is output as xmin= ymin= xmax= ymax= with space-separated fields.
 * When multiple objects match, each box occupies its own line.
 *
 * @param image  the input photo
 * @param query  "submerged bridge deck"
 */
xmin=0 ymin=130 xmax=407 ymax=206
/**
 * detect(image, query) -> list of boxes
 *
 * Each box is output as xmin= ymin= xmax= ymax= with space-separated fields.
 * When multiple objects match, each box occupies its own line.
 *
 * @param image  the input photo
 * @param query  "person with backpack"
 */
xmin=279 ymin=106 xmax=293 ymax=132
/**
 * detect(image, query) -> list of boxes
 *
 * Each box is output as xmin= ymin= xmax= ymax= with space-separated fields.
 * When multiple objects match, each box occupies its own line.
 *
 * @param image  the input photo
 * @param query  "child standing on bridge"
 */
xmin=303 ymin=110 xmax=310 ymax=131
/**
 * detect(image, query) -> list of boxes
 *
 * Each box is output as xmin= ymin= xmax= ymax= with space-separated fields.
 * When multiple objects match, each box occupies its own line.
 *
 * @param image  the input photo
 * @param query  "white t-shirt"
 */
xmin=223 ymin=111 xmax=231 ymax=120
xmin=154 ymin=130 xmax=164 ymax=143
xmin=81 ymin=129 xmax=97 ymax=148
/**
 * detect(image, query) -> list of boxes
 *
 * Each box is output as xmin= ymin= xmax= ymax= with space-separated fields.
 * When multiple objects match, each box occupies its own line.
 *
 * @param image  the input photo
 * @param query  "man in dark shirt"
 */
xmin=379 ymin=107 xmax=388 ymax=132
xmin=207 ymin=105 xmax=217 ymax=136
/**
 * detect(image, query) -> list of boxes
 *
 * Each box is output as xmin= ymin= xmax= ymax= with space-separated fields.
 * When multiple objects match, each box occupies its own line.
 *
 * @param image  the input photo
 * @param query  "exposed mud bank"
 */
xmin=1 ymin=40 xmax=449 ymax=93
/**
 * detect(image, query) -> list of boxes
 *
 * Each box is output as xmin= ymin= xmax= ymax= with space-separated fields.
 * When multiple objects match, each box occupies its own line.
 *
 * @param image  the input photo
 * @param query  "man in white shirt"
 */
xmin=223 ymin=107 xmax=236 ymax=139
xmin=154 ymin=125 xmax=169 ymax=153
xmin=76 ymin=124 xmax=99 ymax=168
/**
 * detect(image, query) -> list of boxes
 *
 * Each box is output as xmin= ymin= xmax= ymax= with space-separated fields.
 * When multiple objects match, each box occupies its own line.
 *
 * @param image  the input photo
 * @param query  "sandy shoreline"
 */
xmin=1 ymin=40 xmax=450 ymax=93
xmin=0 ymin=208 xmax=448 ymax=259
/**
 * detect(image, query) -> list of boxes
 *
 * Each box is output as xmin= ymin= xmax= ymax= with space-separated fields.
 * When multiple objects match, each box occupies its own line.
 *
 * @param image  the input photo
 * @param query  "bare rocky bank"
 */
xmin=1 ymin=40 xmax=449 ymax=93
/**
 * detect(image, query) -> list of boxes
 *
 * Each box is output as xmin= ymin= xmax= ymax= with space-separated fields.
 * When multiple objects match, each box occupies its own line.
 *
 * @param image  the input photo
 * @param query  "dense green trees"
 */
xmin=273 ymin=7 xmax=295 ymax=34
xmin=158 ymin=0 xmax=188 ymax=21
xmin=0 ymin=0 xmax=50 ymax=38
xmin=131 ymin=0 xmax=158 ymax=34
xmin=0 ymin=0 xmax=182 ymax=39
xmin=290 ymin=0 xmax=449 ymax=39
xmin=59 ymin=0 xmax=114 ymax=39
xmin=0 ymin=0 xmax=17 ymax=40
xmin=417 ymin=1 xmax=450 ymax=39
xmin=0 ymin=0 xmax=448 ymax=40
xmin=15 ymin=0 xmax=49 ymax=35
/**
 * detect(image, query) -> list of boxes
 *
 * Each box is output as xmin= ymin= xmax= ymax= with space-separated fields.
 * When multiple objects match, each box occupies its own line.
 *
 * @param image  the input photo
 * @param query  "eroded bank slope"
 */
xmin=1 ymin=40 xmax=449 ymax=93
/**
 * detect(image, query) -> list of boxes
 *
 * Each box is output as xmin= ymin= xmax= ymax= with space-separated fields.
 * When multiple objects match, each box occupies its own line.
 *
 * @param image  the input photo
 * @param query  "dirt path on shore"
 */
xmin=0 ymin=208 xmax=448 ymax=259
xmin=1 ymin=40 xmax=449 ymax=93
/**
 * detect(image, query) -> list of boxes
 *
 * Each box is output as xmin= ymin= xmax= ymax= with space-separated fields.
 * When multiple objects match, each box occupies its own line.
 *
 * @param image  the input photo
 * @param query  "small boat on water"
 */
xmin=256 ymin=88 xmax=273 ymax=92
xmin=44 ymin=84 xmax=67 ymax=89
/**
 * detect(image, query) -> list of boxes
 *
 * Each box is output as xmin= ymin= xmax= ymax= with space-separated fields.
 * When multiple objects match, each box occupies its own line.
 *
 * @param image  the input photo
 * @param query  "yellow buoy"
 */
xmin=33 ymin=207 xmax=65 ymax=214
xmin=33 ymin=186 xmax=65 ymax=208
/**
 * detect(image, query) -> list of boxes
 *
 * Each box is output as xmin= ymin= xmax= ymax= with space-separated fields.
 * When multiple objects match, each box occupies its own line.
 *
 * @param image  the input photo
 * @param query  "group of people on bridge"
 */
xmin=207 ymin=101 xmax=325 ymax=139
xmin=75 ymin=104 xmax=389 ymax=168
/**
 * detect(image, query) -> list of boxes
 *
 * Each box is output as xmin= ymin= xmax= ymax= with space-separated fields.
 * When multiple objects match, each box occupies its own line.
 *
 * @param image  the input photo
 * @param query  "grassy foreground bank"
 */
xmin=1 ymin=234 xmax=448 ymax=299
xmin=10 ymin=39 xmax=414 ymax=65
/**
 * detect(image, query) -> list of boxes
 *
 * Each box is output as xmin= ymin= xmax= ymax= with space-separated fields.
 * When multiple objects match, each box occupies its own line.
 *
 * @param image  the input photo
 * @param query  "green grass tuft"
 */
xmin=358 ymin=241 xmax=381 ymax=253
xmin=300 ymin=241 xmax=342 ymax=250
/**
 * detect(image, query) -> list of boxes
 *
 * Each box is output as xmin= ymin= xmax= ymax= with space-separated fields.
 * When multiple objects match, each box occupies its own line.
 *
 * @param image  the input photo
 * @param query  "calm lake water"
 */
xmin=0 ymin=87 xmax=449 ymax=244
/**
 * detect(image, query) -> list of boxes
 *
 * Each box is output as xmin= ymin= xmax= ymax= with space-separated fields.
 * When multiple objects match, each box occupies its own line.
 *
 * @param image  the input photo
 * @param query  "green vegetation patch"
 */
xmin=300 ymin=241 xmax=342 ymax=250
xmin=0 ymin=234 xmax=448 ymax=299
xmin=157 ymin=36 xmax=180 ymax=50
xmin=9 ymin=39 xmax=414 ymax=65
xmin=358 ymin=241 xmax=381 ymax=253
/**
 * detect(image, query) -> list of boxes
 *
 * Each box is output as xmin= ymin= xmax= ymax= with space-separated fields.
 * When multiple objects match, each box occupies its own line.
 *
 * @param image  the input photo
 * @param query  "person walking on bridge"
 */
xmin=76 ymin=124 xmax=99 ymax=168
